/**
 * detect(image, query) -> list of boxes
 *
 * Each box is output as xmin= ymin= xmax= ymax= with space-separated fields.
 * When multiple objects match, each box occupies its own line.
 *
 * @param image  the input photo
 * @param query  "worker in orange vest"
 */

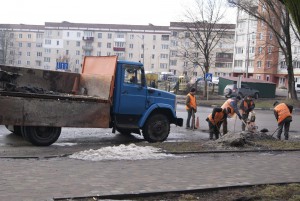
xmin=240 ymin=95 xmax=255 ymax=131
xmin=206 ymin=107 xmax=231 ymax=140
xmin=185 ymin=87 xmax=197 ymax=129
xmin=273 ymin=101 xmax=293 ymax=140
xmin=221 ymin=96 xmax=242 ymax=135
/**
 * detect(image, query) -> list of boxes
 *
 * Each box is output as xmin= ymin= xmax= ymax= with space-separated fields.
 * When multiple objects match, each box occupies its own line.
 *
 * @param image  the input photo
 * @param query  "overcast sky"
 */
xmin=0 ymin=0 xmax=236 ymax=26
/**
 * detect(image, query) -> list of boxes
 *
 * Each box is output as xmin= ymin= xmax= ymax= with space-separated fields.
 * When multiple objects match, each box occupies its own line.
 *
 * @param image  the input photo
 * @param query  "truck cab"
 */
xmin=113 ymin=60 xmax=183 ymax=142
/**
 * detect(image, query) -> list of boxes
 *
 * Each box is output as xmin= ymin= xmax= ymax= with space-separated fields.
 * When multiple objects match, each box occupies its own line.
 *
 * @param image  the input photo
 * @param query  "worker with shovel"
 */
xmin=240 ymin=95 xmax=255 ymax=131
xmin=221 ymin=96 xmax=242 ymax=135
xmin=273 ymin=101 xmax=293 ymax=140
xmin=185 ymin=87 xmax=197 ymax=130
xmin=206 ymin=107 xmax=231 ymax=140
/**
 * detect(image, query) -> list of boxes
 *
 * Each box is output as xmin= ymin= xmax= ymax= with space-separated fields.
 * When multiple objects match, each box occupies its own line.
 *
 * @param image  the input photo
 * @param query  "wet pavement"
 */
xmin=0 ymin=151 xmax=299 ymax=201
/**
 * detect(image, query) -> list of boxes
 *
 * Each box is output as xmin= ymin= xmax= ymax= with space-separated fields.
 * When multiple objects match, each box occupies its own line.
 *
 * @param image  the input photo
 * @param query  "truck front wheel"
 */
xmin=21 ymin=126 xmax=61 ymax=146
xmin=142 ymin=114 xmax=170 ymax=143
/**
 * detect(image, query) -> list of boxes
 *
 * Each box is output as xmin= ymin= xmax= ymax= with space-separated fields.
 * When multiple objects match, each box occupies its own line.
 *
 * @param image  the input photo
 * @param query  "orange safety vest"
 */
xmin=241 ymin=100 xmax=254 ymax=114
xmin=274 ymin=103 xmax=292 ymax=123
xmin=221 ymin=99 xmax=235 ymax=117
xmin=186 ymin=93 xmax=197 ymax=110
xmin=208 ymin=111 xmax=226 ymax=125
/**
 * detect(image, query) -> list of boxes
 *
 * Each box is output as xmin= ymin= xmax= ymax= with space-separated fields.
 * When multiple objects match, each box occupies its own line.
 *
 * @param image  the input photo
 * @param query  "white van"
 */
xmin=296 ymin=83 xmax=300 ymax=92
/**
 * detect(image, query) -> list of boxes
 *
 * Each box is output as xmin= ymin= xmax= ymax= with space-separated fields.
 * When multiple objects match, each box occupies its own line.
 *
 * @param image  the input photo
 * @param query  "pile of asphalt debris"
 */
xmin=205 ymin=131 xmax=276 ymax=150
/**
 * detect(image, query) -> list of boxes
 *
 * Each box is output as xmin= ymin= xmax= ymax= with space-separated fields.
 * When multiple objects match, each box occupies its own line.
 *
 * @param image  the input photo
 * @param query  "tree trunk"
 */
xmin=285 ymin=13 xmax=298 ymax=100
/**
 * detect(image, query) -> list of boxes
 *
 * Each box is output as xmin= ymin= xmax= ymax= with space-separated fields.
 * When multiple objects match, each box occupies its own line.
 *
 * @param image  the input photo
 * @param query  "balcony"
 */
xmin=113 ymin=47 xmax=125 ymax=52
xmin=82 ymin=37 xmax=94 ymax=41
xmin=82 ymin=46 xmax=93 ymax=51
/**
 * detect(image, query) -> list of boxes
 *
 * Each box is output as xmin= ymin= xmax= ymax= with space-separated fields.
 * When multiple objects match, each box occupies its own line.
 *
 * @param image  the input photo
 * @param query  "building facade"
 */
xmin=232 ymin=5 xmax=300 ymax=88
xmin=0 ymin=21 xmax=235 ymax=80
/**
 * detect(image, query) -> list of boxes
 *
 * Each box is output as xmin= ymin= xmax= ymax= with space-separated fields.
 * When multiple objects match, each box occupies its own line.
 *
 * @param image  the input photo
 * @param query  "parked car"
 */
xmin=296 ymin=83 xmax=300 ymax=92
xmin=224 ymin=84 xmax=260 ymax=99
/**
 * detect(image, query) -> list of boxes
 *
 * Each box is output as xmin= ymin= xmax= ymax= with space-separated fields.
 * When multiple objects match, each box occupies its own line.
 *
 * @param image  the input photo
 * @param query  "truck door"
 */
xmin=118 ymin=65 xmax=147 ymax=117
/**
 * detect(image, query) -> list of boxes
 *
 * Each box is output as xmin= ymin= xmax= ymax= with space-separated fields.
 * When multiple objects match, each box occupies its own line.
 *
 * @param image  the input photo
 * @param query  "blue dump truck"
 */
xmin=0 ymin=56 xmax=183 ymax=146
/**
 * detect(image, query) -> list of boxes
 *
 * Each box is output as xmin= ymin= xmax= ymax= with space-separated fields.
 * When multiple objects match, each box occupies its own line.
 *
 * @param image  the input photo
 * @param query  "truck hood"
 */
xmin=147 ymin=88 xmax=176 ymax=108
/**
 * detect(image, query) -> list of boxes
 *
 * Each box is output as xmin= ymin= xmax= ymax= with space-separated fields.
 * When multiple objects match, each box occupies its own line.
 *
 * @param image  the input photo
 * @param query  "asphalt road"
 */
xmin=0 ymin=104 xmax=299 ymax=157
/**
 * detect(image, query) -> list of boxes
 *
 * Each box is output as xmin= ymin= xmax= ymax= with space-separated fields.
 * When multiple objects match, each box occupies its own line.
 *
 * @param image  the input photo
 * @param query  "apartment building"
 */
xmin=0 ymin=22 xmax=171 ymax=74
xmin=232 ymin=6 xmax=300 ymax=87
xmin=1 ymin=21 xmax=236 ymax=80
xmin=169 ymin=22 xmax=236 ymax=78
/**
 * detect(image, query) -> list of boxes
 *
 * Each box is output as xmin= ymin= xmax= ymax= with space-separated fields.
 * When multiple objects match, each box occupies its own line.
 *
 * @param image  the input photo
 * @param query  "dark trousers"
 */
xmin=277 ymin=118 xmax=292 ymax=140
xmin=242 ymin=113 xmax=249 ymax=131
xmin=222 ymin=118 xmax=228 ymax=135
xmin=208 ymin=121 xmax=222 ymax=140
xmin=186 ymin=109 xmax=195 ymax=128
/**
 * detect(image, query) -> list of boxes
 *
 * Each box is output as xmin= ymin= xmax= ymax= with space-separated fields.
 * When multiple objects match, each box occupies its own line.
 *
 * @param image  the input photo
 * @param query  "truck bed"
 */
xmin=0 ymin=56 xmax=118 ymax=128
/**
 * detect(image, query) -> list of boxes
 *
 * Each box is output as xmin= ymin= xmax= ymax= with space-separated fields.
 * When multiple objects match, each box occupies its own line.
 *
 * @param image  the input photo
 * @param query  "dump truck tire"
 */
xmin=21 ymin=126 xmax=61 ymax=146
xmin=142 ymin=114 xmax=170 ymax=143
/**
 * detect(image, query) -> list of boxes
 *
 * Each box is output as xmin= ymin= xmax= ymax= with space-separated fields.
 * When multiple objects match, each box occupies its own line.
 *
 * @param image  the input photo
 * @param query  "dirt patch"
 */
xmin=60 ymin=183 xmax=300 ymax=201
xmin=144 ymin=131 xmax=300 ymax=153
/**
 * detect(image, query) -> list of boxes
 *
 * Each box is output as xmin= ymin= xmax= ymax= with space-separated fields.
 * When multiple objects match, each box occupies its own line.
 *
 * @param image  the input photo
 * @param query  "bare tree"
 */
xmin=228 ymin=0 xmax=298 ymax=100
xmin=178 ymin=0 xmax=234 ymax=96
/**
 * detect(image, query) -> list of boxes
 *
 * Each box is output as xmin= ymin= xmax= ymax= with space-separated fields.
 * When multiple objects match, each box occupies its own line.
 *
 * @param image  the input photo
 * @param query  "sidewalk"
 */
xmin=1 ymin=151 xmax=299 ymax=201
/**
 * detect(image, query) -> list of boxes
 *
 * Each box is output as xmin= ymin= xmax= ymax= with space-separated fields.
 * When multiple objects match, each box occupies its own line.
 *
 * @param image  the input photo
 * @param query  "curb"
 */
xmin=53 ymin=182 xmax=300 ymax=201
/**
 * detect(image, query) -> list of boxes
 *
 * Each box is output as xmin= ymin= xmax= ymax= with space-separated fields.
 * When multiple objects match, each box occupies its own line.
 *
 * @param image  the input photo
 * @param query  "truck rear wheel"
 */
xmin=21 ymin=126 xmax=61 ymax=146
xmin=142 ymin=114 xmax=170 ymax=143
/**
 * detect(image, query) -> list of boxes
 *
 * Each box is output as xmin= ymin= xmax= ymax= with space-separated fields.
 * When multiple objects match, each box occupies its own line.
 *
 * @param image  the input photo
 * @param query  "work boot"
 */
xmin=209 ymin=133 xmax=213 ymax=140
xmin=277 ymin=135 xmax=281 ymax=140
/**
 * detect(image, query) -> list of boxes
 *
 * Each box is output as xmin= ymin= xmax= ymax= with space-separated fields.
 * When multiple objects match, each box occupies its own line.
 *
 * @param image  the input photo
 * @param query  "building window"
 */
xmin=161 ymin=44 xmax=169 ymax=49
xmin=77 ymin=32 xmax=81 ymax=37
xmin=269 ymin=32 xmax=273 ymax=40
xmin=97 ymin=51 xmax=101 ymax=56
xmin=172 ymin=31 xmax=178 ymax=37
xmin=130 ymin=34 xmax=134 ymax=39
xmin=153 ymin=35 xmax=156 ymax=40
xmin=19 ymin=42 xmax=22 ymax=47
xmin=76 ymin=50 xmax=80 ymax=55
xmin=160 ymin=54 xmax=168 ymax=59
xmin=152 ymin=54 xmax=155 ymax=59
xmin=76 ymin=60 xmax=80 ymax=65
xmin=108 ymin=33 xmax=112 ymax=39
xmin=67 ymin=32 xmax=70 ymax=37
xmin=257 ymin=61 xmax=262 ymax=68
xmin=57 ymin=41 xmax=60 ymax=45
xmin=98 ymin=33 xmax=102 ymax=38
xmin=27 ymin=52 xmax=30 ymax=56
xmin=266 ymin=75 xmax=270 ymax=81
xmin=26 ymin=61 xmax=30 ymax=65
xmin=44 ymin=57 xmax=50 ymax=62
xmin=280 ymin=61 xmax=287 ymax=69
xmin=18 ymin=60 xmax=21 ymax=65
xmin=161 ymin=35 xmax=169 ymax=41
xmin=259 ymin=33 xmax=263 ymax=40
xmin=249 ymin=47 xmax=255 ymax=54
xmin=37 ymin=52 xmax=42 ymax=57
xmin=28 ymin=34 xmax=31 ymax=39
xmin=258 ymin=47 xmax=263 ymax=54
xmin=98 ymin=42 xmax=102 ymax=48
xmin=266 ymin=61 xmax=271 ymax=68
xmin=45 ymin=39 xmax=51 ymax=45
xmin=129 ymin=53 xmax=133 ymax=58
xmin=234 ymin=60 xmax=243 ymax=67
xmin=170 ymin=60 xmax=177 ymax=66
xmin=160 ymin=63 xmax=168 ymax=69
xmin=256 ymin=75 xmax=261 ymax=80
xmin=18 ymin=34 xmax=22 ymax=38
xmin=268 ymin=46 xmax=273 ymax=54
xmin=235 ymin=47 xmax=244 ymax=54
xmin=76 ymin=41 xmax=80 ymax=47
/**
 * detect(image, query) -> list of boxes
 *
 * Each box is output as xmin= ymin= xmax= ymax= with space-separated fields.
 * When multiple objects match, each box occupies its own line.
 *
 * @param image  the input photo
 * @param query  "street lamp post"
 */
xmin=137 ymin=35 xmax=145 ymax=64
